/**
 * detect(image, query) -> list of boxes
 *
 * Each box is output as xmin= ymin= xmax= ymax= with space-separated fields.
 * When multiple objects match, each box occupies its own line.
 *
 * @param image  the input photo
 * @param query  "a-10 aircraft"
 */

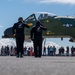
xmin=2 ymin=12 xmax=75 ymax=42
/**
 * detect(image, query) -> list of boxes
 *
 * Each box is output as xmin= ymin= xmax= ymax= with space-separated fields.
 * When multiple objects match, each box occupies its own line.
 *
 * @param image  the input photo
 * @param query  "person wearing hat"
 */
xmin=12 ymin=17 xmax=30 ymax=58
xmin=30 ymin=21 xmax=47 ymax=58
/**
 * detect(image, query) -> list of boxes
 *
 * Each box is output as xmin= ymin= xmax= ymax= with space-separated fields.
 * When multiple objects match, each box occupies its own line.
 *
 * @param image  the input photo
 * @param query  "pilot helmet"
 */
xmin=36 ymin=21 xmax=41 ymax=26
xmin=18 ymin=17 xmax=23 ymax=21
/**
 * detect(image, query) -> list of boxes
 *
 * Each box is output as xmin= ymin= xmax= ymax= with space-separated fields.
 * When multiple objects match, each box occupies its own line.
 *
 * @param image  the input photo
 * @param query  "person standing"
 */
xmin=49 ymin=46 xmax=53 ymax=56
xmin=43 ymin=46 xmax=46 ymax=56
xmin=66 ymin=46 xmax=69 ymax=56
xmin=30 ymin=21 xmax=47 ymax=58
xmin=71 ymin=46 xmax=74 ymax=56
xmin=6 ymin=45 xmax=10 ymax=56
xmin=12 ymin=17 xmax=29 ymax=58
xmin=53 ymin=46 xmax=56 ymax=56
xmin=47 ymin=46 xmax=50 ymax=56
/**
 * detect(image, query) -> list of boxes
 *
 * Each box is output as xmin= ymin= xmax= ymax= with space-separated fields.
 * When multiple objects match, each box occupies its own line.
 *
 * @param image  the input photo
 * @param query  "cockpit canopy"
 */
xmin=34 ymin=12 xmax=56 ymax=20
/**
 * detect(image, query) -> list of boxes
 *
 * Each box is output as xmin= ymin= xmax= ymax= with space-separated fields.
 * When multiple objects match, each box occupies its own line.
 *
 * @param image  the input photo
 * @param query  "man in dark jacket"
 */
xmin=30 ymin=21 xmax=47 ymax=58
xmin=12 ymin=17 xmax=29 ymax=58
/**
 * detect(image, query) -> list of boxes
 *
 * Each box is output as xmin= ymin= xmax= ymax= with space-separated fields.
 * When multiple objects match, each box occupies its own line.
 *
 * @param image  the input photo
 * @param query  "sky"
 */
xmin=0 ymin=0 xmax=75 ymax=48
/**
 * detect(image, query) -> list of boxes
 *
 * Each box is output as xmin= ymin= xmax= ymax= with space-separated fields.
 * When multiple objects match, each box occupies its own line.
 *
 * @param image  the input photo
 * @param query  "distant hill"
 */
xmin=0 ymin=39 xmax=16 ymax=49
xmin=25 ymin=41 xmax=60 ymax=49
xmin=0 ymin=38 xmax=60 ymax=49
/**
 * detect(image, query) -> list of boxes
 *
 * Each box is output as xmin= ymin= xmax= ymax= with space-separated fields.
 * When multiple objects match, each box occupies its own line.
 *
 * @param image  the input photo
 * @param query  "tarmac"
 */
xmin=0 ymin=56 xmax=75 ymax=75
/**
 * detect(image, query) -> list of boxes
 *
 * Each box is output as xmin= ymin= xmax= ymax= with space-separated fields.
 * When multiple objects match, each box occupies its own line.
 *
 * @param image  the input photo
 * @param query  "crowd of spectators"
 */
xmin=0 ymin=45 xmax=75 ymax=56
xmin=0 ymin=46 xmax=34 ymax=56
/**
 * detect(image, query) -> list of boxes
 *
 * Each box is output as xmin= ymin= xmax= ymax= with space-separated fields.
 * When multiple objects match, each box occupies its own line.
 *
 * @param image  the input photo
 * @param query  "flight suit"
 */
xmin=30 ymin=22 xmax=47 ymax=57
xmin=12 ymin=21 xmax=29 ymax=57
